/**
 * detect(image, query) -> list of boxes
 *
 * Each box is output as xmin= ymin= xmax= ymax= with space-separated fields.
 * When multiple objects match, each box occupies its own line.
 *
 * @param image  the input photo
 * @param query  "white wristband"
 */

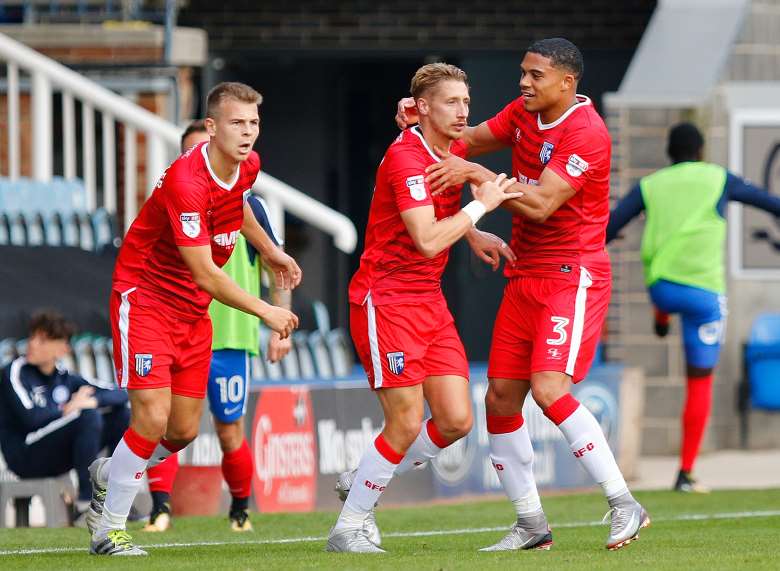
xmin=462 ymin=200 xmax=487 ymax=226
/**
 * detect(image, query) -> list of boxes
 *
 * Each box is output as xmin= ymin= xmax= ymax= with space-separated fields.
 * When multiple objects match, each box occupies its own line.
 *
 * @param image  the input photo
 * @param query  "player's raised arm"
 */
xmin=178 ymin=244 xmax=298 ymax=339
xmin=401 ymin=174 xmax=519 ymax=258
xmin=241 ymin=202 xmax=302 ymax=289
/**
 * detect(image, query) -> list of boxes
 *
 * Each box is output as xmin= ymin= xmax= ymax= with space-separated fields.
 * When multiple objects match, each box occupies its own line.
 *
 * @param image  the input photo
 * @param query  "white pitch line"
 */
xmin=1 ymin=509 xmax=779 ymax=557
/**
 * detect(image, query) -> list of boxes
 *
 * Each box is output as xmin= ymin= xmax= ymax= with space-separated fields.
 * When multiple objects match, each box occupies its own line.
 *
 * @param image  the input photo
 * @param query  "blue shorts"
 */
xmin=207 ymin=349 xmax=251 ymax=423
xmin=649 ymin=279 xmax=727 ymax=369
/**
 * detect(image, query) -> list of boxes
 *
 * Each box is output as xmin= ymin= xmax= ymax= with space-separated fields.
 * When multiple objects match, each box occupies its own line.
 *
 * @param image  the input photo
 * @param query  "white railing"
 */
xmin=0 ymin=31 xmax=357 ymax=253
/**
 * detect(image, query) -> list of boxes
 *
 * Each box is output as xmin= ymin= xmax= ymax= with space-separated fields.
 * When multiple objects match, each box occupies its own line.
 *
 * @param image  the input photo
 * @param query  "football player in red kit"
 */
xmin=396 ymin=38 xmax=649 ymax=551
xmin=87 ymin=82 xmax=300 ymax=556
xmin=327 ymin=63 xmax=521 ymax=553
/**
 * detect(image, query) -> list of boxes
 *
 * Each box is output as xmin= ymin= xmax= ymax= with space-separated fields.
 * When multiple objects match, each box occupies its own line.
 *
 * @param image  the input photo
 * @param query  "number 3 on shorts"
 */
xmin=547 ymin=316 xmax=570 ymax=346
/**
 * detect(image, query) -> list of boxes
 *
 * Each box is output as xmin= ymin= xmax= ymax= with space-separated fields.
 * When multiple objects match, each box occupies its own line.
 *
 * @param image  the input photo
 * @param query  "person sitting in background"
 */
xmin=0 ymin=310 xmax=129 ymax=525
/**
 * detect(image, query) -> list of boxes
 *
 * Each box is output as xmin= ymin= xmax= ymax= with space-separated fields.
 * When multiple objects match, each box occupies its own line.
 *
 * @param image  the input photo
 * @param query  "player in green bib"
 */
xmin=144 ymin=121 xmax=291 ymax=532
xmin=607 ymin=123 xmax=780 ymax=492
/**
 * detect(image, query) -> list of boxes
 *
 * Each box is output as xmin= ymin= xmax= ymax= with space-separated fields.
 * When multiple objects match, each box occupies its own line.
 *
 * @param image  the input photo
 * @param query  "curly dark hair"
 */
xmin=28 ymin=310 xmax=76 ymax=340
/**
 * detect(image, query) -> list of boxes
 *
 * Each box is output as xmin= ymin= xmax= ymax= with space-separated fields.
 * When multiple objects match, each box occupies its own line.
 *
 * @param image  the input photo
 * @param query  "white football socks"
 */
xmin=488 ymin=422 xmax=542 ymax=516
xmin=95 ymin=437 xmax=151 ymax=538
xmin=557 ymin=403 xmax=628 ymax=499
xmin=334 ymin=436 xmax=402 ymax=532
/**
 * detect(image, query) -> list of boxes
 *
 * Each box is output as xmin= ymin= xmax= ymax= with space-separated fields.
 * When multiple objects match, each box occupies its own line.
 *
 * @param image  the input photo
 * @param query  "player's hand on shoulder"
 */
xmin=425 ymin=146 xmax=476 ymax=194
xmin=396 ymin=97 xmax=418 ymax=129
xmin=263 ymin=247 xmax=302 ymax=290
xmin=267 ymin=331 xmax=292 ymax=363
xmin=466 ymin=229 xmax=515 ymax=271
xmin=261 ymin=305 xmax=299 ymax=340
xmin=472 ymin=173 xmax=521 ymax=212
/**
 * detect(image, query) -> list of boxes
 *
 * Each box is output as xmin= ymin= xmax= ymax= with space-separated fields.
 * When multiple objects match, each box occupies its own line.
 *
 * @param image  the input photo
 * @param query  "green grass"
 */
xmin=2 ymin=489 xmax=780 ymax=570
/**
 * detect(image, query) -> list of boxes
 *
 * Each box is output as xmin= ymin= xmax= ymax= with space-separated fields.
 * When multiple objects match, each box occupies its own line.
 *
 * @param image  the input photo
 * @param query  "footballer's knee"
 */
xmin=383 ymin=416 xmax=423 ymax=453
xmin=485 ymin=381 xmax=525 ymax=416
xmin=215 ymin=418 xmax=244 ymax=453
xmin=434 ymin=410 xmax=473 ymax=442
xmin=530 ymin=371 xmax=570 ymax=410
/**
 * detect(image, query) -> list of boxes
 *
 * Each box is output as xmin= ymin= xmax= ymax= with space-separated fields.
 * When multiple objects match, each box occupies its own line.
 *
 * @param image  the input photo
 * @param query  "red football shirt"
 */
xmin=349 ymin=126 xmax=466 ymax=306
xmin=113 ymin=142 xmax=261 ymax=320
xmin=487 ymin=94 xmax=611 ymax=281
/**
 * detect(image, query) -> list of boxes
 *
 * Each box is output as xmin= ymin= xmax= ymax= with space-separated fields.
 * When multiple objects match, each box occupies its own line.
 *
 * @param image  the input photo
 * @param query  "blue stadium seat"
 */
xmin=0 ymin=213 xmax=10 ymax=245
xmin=24 ymin=213 xmax=45 ymax=246
xmin=8 ymin=213 xmax=26 ymax=246
xmin=43 ymin=212 xmax=63 ymax=246
xmin=279 ymin=344 xmax=301 ymax=379
xmin=293 ymin=331 xmax=316 ymax=379
xmin=738 ymin=313 xmax=780 ymax=447
xmin=308 ymin=331 xmax=333 ymax=378
xmin=91 ymin=337 xmax=116 ymax=387
xmin=0 ymin=177 xmax=86 ymax=216
xmin=326 ymin=329 xmax=353 ymax=377
xmin=0 ymin=338 xmax=16 ymax=367
xmin=258 ymin=327 xmax=283 ymax=381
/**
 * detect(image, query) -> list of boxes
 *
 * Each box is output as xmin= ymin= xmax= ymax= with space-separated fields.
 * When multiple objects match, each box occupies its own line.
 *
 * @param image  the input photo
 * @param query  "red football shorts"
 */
xmin=488 ymin=268 xmax=610 ymax=382
xmin=110 ymin=287 xmax=213 ymax=398
xmin=350 ymin=293 xmax=469 ymax=389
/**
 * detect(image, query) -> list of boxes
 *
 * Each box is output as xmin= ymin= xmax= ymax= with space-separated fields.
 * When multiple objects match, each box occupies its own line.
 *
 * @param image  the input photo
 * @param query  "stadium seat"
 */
xmin=43 ymin=212 xmax=63 ymax=246
xmin=8 ymin=213 xmax=25 ymax=246
xmin=738 ymin=313 xmax=780 ymax=447
xmin=258 ymin=327 xmax=283 ymax=380
xmin=61 ymin=213 xmax=80 ymax=248
xmin=326 ymin=329 xmax=354 ymax=377
xmin=0 ymin=213 xmax=9 ymax=245
xmin=293 ymin=331 xmax=317 ymax=379
xmin=24 ymin=213 xmax=45 ymax=246
xmin=0 ymin=474 xmax=75 ymax=528
xmin=91 ymin=337 xmax=116 ymax=386
xmin=279 ymin=344 xmax=301 ymax=379
xmin=308 ymin=331 xmax=333 ymax=378
xmin=0 ymin=338 xmax=16 ymax=367
xmin=312 ymin=300 xmax=331 ymax=333
xmin=72 ymin=336 xmax=96 ymax=380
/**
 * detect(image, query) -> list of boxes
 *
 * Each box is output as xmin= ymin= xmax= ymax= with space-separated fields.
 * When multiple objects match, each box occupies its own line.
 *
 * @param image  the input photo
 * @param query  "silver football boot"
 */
xmin=85 ymin=457 xmax=109 ymax=535
xmin=90 ymin=529 xmax=148 ymax=556
xmin=326 ymin=526 xmax=386 ymax=553
xmin=480 ymin=510 xmax=553 ymax=552
xmin=604 ymin=492 xmax=651 ymax=550
xmin=335 ymin=469 xmax=382 ymax=546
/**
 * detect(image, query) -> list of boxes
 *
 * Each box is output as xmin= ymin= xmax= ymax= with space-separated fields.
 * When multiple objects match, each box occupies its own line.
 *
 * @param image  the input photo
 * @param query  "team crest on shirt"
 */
xmin=135 ymin=354 xmax=153 ymax=377
xmin=180 ymin=212 xmax=201 ymax=238
xmin=540 ymin=141 xmax=554 ymax=165
xmin=566 ymin=154 xmax=589 ymax=177
xmin=406 ymin=175 xmax=427 ymax=201
xmin=387 ymin=351 xmax=405 ymax=375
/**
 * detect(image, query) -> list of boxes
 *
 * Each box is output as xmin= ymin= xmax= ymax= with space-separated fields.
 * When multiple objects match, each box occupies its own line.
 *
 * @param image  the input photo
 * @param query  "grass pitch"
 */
xmin=1 ymin=488 xmax=779 ymax=570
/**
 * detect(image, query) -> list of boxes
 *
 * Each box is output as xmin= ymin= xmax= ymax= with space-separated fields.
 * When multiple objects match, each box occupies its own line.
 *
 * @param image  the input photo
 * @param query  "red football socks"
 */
xmin=147 ymin=453 xmax=180 ymax=493
xmin=222 ymin=439 xmax=253 ymax=499
xmin=681 ymin=374 xmax=713 ymax=472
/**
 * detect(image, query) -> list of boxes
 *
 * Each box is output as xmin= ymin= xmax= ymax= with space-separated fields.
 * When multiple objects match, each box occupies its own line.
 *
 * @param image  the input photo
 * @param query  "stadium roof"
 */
xmin=606 ymin=0 xmax=750 ymax=107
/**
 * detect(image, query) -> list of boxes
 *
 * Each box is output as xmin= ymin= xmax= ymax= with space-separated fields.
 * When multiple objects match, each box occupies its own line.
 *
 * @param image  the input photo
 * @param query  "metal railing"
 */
xmin=0 ymin=31 xmax=357 ymax=252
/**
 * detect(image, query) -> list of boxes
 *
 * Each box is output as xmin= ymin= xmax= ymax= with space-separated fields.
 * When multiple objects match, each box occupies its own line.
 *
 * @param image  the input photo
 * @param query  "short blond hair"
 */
xmin=410 ymin=63 xmax=468 ymax=99
xmin=206 ymin=82 xmax=263 ymax=119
